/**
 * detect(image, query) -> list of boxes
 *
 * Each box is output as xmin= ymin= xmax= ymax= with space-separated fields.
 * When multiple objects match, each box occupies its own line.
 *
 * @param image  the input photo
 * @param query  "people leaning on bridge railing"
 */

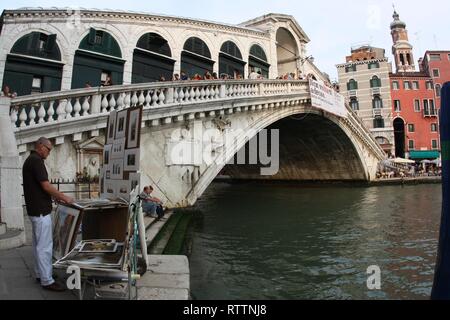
xmin=1 ymin=84 xmax=17 ymax=98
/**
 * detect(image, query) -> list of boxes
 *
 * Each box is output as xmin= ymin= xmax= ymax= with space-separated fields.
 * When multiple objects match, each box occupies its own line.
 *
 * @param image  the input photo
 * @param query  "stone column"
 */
xmin=0 ymin=97 xmax=25 ymax=231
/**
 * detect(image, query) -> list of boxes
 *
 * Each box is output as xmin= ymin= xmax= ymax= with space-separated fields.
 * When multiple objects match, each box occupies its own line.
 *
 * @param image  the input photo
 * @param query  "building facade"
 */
xmin=0 ymin=8 xmax=328 ymax=97
xmin=388 ymin=12 xmax=448 ymax=161
xmin=421 ymin=50 xmax=450 ymax=110
xmin=336 ymin=45 xmax=395 ymax=155
xmin=389 ymin=73 xmax=438 ymax=159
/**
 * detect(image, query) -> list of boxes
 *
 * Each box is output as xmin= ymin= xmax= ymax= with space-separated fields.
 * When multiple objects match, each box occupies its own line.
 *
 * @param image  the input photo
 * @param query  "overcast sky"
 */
xmin=1 ymin=0 xmax=449 ymax=80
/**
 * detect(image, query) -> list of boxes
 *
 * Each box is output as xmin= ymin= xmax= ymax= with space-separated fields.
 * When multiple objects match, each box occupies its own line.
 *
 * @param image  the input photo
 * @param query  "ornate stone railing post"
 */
xmin=0 ymin=96 xmax=26 ymax=244
xmin=219 ymin=84 xmax=226 ymax=98
xmin=165 ymin=87 xmax=174 ymax=105
xmin=90 ymin=93 xmax=102 ymax=115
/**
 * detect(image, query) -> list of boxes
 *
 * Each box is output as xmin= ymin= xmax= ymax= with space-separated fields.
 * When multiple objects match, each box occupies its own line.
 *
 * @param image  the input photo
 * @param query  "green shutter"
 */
xmin=88 ymin=28 xmax=96 ymax=45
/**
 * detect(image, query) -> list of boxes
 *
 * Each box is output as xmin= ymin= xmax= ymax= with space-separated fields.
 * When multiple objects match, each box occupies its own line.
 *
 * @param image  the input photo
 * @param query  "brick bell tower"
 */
xmin=391 ymin=10 xmax=415 ymax=72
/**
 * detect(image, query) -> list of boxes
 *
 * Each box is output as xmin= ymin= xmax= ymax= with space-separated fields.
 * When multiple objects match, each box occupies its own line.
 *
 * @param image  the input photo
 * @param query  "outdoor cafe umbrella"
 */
xmin=392 ymin=157 xmax=415 ymax=164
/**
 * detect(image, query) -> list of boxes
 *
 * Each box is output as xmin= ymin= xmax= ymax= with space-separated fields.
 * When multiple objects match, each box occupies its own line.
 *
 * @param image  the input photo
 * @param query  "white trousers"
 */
xmin=30 ymin=214 xmax=55 ymax=286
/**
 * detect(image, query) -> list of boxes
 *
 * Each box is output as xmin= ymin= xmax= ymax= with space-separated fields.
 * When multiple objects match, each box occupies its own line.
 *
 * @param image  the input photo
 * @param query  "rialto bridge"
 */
xmin=0 ymin=9 xmax=385 ymax=246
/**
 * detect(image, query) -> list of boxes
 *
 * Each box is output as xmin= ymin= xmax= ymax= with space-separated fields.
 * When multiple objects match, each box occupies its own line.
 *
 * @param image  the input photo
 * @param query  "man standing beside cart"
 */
xmin=22 ymin=137 xmax=74 ymax=292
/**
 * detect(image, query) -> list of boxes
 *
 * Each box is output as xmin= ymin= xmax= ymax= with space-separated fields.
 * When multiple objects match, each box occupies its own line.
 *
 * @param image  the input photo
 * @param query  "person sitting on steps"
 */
xmin=140 ymin=186 xmax=165 ymax=219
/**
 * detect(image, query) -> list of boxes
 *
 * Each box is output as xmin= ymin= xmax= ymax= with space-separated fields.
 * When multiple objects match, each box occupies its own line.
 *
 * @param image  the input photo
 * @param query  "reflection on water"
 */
xmin=188 ymin=182 xmax=442 ymax=300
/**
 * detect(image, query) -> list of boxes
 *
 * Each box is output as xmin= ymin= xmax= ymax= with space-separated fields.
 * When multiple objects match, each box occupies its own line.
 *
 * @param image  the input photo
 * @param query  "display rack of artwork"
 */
xmin=101 ymin=106 xmax=143 ymax=201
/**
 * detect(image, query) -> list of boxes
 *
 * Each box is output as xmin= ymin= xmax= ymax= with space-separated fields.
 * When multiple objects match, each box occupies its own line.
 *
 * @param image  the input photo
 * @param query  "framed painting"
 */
xmin=116 ymin=179 xmax=131 ymax=200
xmin=111 ymin=158 xmax=124 ymax=180
xmin=111 ymin=138 xmax=126 ymax=160
xmin=129 ymin=172 xmax=141 ymax=194
xmin=126 ymin=107 xmax=142 ymax=149
xmin=124 ymin=148 xmax=140 ymax=172
xmin=115 ymin=110 xmax=128 ymax=140
xmin=53 ymin=204 xmax=82 ymax=260
xmin=103 ymin=144 xmax=112 ymax=166
xmin=106 ymin=110 xmax=117 ymax=145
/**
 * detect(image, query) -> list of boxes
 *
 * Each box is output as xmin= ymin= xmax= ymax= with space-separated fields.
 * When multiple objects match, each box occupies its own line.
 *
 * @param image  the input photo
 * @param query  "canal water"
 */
xmin=188 ymin=182 xmax=442 ymax=300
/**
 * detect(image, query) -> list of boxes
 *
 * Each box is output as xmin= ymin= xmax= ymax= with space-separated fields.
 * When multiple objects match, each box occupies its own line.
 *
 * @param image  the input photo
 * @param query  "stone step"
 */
xmin=0 ymin=223 xmax=6 ymax=236
xmin=137 ymin=255 xmax=189 ymax=300
xmin=145 ymin=211 xmax=174 ymax=247
xmin=147 ymin=212 xmax=182 ymax=255
xmin=0 ymin=229 xmax=26 ymax=250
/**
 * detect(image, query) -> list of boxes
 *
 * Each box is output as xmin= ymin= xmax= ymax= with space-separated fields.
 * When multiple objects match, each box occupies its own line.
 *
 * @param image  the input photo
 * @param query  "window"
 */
xmin=412 ymin=81 xmax=419 ymax=90
xmin=392 ymin=81 xmax=399 ymax=90
xmin=368 ymin=62 xmax=380 ymax=69
xmin=94 ymin=31 xmax=104 ymax=45
xmin=423 ymin=99 xmax=429 ymax=114
xmin=101 ymin=71 xmax=111 ymax=86
xmin=373 ymin=96 xmax=383 ymax=109
xmin=404 ymin=81 xmax=411 ymax=90
xmin=431 ymin=124 xmax=438 ymax=132
xmin=408 ymin=140 xmax=415 ymax=150
xmin=31 ymin=77 xmax=42 ymax=94
xmin=350 ymin=98 xmax=359 ymax=111
xmin=436 ymin=84 xmax=442 ymax=97
xmin=373 ymin=117 xmax=385 ymax=128
xmin=408 ymin=124 xmax=415 ymax=133
xmin=370 ymin=76 xmax=381 ymax=88
xmin=430 ymin=54 xmax=441 ymax=61
xmin=448 ymin=54 xmax=450 ymax=61
xmin=432 ymin=140 xmax=439 ymax=149
xmin=345 ymin=65 xmax=356 ymax=73
xmin=347 ymin=79 xmax=358 ymax=90
xmin=430 ymin=99 xmax=436 ymax=114
xmin=414 ymin=100 xmax=421 ymax=112
xmin=426 ymin=81 xmax=433 ymax=90
xmin=38 ymin=33 xmax=48 ymax=52
xmin=433 ymin=69 xmax=440 ymax=77
xmin=394 ymin=100 xmax=401 ymax=112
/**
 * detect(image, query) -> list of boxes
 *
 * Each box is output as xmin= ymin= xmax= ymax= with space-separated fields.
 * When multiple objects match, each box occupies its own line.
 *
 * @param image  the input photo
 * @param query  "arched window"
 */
xmin=249 ymin=44 xmax=269 ymax=79
xmin=79 ymin=28 xmax=122 ymax=58
xmin=136 ymin=33 xmax=171 ymax=57
xmin=132 ymin=33 xmax=174 ymax=83
xmin=250 ymin=44 xmax=267 ymax=62
xmin=373 ymin=95 xmax=383 ymax=109
xmin=370 ymin=76 xmax=381 ymax=88
xmin=347 ymin=79 xmax=358 ymax=90
xmin=72 ymin=29 xmax=124 ymax=89
xmin=183 ymin=37 xmax=211 ymax=59
xmin=219 ymin=41 xmax=245 ymax=79
xmin=181 ymin=37 xmax=214 ymax=78
xmin=11 ymin=32 xmax=61 ymax=61
xmin=3 ymin=32 xmax=63 ymax=96
xmin=350 ymin=97 xmax=359 ymax=111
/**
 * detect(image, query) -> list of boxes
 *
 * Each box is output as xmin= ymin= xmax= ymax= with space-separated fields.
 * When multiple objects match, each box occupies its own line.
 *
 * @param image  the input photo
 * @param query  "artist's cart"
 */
xmin=53 ymin=193 xmax=146 ymax=300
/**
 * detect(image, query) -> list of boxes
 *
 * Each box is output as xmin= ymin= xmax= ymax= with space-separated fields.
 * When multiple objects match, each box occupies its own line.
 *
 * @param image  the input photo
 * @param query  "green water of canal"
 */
xmin=188 ymin=182 xmax=441 ymax=300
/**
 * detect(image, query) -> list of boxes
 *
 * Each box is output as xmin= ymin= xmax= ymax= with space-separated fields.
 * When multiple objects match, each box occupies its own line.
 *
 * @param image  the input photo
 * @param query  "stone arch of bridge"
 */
xmin=185 ymin=107 xmax=370 ymax=205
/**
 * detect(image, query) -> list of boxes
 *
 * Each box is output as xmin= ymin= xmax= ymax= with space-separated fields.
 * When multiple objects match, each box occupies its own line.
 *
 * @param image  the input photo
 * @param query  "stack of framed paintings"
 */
xmin=101 ymin=106 xmax=143 ymax=201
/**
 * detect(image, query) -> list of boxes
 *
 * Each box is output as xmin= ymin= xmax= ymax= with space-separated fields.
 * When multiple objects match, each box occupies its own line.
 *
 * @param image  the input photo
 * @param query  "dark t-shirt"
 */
xmin=23 ymin=151 xmax=52 ymax=216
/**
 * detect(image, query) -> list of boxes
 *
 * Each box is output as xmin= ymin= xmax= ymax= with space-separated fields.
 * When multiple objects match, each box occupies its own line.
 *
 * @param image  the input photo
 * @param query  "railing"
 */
xmin=9 ymin=80 xmax=309 ymax=130
xmin=51 ymin=179 xmax=100 ymax=199
xmin=21 ymin=179 xmax=100 ymax=207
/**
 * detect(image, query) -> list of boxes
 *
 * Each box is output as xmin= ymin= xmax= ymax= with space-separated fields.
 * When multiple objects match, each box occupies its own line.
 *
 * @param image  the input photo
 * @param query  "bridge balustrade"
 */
xmin=9 ymin=80 xmax=309 ymax=130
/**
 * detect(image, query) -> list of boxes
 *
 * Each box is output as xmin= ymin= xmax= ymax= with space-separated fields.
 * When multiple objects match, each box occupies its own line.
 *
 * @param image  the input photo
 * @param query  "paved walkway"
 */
xmin=0 ymin=214 xmax=78 ymax=300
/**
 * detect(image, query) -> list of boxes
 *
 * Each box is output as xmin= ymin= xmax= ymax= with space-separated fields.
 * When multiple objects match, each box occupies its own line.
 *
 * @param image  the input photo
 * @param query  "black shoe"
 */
xmin=36 ymin=274 xmax=58 ymax=283
xmin=42 ymin=282 xmax=66 ymax=292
